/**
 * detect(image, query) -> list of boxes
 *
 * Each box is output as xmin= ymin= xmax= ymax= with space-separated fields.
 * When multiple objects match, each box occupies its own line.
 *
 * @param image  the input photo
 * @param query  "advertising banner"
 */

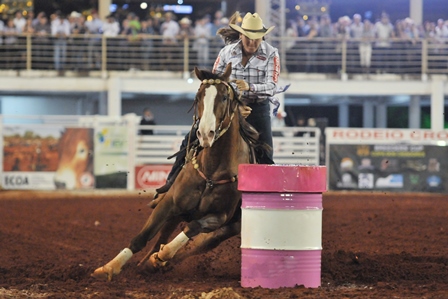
xmin=326 ymin=128 xmax=448 ymax=193
xmin=94 ymin=127 xmax=129 ymax=189
xmin=135 ymin=164 xmax=172 ymax=189
xmin=2 ymin=126 xmax=94 ymax=190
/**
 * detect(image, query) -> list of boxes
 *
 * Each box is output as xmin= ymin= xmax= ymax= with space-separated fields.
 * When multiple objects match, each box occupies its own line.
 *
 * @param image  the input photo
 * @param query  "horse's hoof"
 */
xmin=149 ymin=252 xmax=167 ymax=268
xmin=139 ymin=259 xmax=160 ymax=274
xmin=91 ymin=266 xmax=114 ymax=281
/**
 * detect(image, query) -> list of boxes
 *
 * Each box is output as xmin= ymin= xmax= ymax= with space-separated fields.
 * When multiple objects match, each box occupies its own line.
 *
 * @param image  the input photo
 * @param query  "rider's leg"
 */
xmin=245 ymin=101 xmax=274 ymax=164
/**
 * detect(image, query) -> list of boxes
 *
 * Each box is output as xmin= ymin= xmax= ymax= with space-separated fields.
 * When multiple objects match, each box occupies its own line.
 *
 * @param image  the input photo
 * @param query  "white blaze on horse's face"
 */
xmin=197 ymin=85 xmax=218 ymax=148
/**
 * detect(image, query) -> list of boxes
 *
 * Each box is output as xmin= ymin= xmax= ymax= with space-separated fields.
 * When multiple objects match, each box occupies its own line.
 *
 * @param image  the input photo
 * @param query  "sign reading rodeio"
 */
xmin=326 ymin=128 xmax=448 ymax=193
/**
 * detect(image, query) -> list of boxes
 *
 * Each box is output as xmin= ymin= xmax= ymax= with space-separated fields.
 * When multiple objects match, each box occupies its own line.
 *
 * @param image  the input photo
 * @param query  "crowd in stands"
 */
xmin=0 ymin=7 xmax=447 ymax=73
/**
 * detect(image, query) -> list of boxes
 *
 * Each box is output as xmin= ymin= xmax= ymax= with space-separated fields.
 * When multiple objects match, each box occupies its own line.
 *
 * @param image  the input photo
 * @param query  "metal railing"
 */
xmin=1 ymin=34 xmax=448 ymax=76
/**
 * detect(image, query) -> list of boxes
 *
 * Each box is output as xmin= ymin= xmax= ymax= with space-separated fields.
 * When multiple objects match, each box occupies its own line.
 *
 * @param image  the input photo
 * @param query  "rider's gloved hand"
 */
xmin=232 ymin=79 xmax=249 ymax=91
xmin=239 ymin=105 xmax=252 ymax=118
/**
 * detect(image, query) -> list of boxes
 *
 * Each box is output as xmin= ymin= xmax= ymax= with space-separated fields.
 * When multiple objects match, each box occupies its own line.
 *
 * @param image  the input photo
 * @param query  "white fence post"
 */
xmin=124 ymin=113 xmax=138 ymax=190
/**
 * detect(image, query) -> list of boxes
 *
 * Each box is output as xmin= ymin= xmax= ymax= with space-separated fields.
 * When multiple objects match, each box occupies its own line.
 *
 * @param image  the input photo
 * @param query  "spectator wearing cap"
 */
xmin=68 ymin=12 xmax=87 ymax=71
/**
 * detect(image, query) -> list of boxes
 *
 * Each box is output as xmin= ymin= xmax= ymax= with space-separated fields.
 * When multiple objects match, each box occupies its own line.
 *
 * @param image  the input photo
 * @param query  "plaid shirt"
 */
xmin=212 ymin=40 xmax=280 ymax=103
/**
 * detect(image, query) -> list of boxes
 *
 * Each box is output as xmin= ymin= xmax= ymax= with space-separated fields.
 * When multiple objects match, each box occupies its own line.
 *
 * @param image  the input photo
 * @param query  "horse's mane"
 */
xmin=194 ymin=68 xmax=272 ymax=161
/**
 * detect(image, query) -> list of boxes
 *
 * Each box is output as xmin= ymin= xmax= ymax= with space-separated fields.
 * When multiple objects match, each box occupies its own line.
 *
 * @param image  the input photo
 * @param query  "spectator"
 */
xmin=350 ymin=14 xmax=363 ymax=39
xmin=193 ymin=15 xmax=212 ymax=69
xmin=294 ymin=114 xmax=307 ymax=137
xmin=349 ymin=14 xmax=363 ymax=72
xmin=32 ymin=11 xmax=46 ymax=28
xmin=359 ymin=19 xmax=375 ymax=74
xmin=319 ymin=14 xmax=334 ymax=73
xmin=160 ymin=12 xmax=180 ymax=70
xmin=85 ymin=11 xmax=103 ymax=70
xmin=23 ymin=17 xmax=35 ymax=34
xmin=102 ymin=14 xmax=120 ymax=37
xmin=33 ymin=15 xmax=51 ymax=69
xmin=178 ymin=17 xmax=194 ymax=69
xmin=140 ymin=18 xmax=156 ymax=71
xmin=210 ymin=10 xmax=227 ymax=59
xmin=128 ymin=13 xmax=142 ymax=70
xmin=102 ymin=14 xmax=120 ymax=70
xmin=297 ymin=17 xmax=309 ymax=37
xmin=3 ymin=18 xmax=19 ymax=69
xmin=51 ymin=12 xmax=70 ymax=74
xmin=435 ymin=18 xmax=448 ymax=40
xmin=305 ymin=20 xmax=319 ymax=73
xmin=13 ymin=10 xmax=26 ymax=33
xmin=69 ymin=12 xmax=87 ymax=71
xmin=139 ymin=108 xmax=156 ymax=135
xmin=374 ymin=13 xmax=395 ymax=73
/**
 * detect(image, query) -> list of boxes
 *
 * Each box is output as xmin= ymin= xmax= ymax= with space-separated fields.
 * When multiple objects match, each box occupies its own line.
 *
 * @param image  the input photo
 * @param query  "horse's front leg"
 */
xmin=148 ymin=213 xmax=228 ymax=268
xmin=91 ymin=195 xmax=176 ymax=281
xmin=137 ymin=215 xmax=183 ymax=270
xmin=173 ymin=218 xmax=241 ymax=264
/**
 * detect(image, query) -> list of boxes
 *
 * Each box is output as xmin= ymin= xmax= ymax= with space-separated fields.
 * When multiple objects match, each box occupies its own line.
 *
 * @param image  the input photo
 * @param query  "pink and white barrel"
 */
xmin=238 ymin=164 xmax=327 ymax=289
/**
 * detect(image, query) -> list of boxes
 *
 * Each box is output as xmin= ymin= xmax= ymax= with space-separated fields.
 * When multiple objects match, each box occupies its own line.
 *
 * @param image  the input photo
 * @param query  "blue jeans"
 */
xmin=53 ymin=39 xmax=67 ymax=70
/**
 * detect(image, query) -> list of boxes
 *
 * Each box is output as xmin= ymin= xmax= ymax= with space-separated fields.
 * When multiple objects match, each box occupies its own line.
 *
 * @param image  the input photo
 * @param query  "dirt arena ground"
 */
xmin=0 ymin=189 xmax=447 ymax=299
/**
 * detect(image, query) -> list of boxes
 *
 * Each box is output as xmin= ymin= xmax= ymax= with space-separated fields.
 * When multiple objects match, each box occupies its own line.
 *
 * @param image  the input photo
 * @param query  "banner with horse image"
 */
xmin=94 ymin=126 xmax=129 ymax=189
xmin=2 ymin=126 xmax=95 ymax=190
xmin=326 ymin=128 xmax=448 ymax=193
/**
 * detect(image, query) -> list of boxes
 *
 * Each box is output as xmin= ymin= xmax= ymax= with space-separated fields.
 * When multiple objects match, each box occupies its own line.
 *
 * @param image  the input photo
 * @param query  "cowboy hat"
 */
xmin=229 ymin=12 xmax=274 ymax=39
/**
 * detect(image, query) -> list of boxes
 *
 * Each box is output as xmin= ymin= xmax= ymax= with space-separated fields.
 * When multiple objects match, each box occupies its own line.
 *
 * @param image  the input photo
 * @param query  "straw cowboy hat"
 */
xmin=229 ymin=12 xmax=275 ymax=39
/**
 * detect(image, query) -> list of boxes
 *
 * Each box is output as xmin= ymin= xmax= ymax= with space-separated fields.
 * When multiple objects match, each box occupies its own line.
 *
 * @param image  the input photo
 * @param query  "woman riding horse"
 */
xmin=154 ymin=11 xmax=281 ymax=198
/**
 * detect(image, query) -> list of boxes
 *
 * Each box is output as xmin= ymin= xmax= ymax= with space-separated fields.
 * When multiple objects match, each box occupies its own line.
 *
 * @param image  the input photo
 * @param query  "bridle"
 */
xmin=187 ymin=78 xmax=240 ymax=189
xmin=197 ymin=78 xmax=238 ymax=142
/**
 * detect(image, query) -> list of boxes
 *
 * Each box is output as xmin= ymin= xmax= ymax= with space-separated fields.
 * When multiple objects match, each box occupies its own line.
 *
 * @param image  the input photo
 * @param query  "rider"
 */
xmin=155 ymin=11 xmax=281 ymax=197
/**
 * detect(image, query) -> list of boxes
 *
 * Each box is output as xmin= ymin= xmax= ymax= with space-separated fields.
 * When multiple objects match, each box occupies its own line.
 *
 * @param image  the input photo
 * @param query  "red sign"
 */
xmin=135 ymin=164 xmax=172 ymax=189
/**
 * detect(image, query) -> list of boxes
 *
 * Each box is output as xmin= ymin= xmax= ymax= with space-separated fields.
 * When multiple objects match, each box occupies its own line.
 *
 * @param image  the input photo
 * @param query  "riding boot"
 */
xmin=154 ymin=151 xmax=185 ymax=198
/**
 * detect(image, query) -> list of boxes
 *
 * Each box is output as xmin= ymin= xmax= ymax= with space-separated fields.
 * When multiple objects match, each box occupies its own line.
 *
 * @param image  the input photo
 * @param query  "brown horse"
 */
xmin=92 ymin=63 xmax=262 ymax=281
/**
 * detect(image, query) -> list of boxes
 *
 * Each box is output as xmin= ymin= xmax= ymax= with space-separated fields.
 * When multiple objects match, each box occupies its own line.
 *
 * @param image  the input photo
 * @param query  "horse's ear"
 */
xmin=194 ymin=67 xmax=202 ymax=80
xmin=222 ymin=63 xmax=232 ymax=81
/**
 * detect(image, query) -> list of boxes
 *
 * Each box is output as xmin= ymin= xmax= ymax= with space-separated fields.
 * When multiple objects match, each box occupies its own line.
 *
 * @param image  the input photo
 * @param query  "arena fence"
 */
xmin=0 ymin=114 xmax=320 ymax=191
xmin=0 ymin=35 xmax=447 ymax=76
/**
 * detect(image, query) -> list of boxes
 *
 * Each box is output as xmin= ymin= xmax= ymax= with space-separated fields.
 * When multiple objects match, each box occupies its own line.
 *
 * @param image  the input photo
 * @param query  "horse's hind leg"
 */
xmin=148 ymin=213 xmax=229 ymax=267
xmin=92 ymin=195 xmax=176 ymax=281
